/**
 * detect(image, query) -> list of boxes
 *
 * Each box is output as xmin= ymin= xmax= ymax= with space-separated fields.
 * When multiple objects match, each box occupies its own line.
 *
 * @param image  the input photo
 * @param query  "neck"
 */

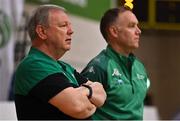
xmin=109 ymin=44 xmax=131 ymax=57
xmin=32 ymin=39 xmax=64 ymax=60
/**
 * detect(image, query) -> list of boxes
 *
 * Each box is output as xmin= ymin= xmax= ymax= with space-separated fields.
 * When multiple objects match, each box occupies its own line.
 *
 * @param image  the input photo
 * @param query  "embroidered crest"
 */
xmin=137 ymin=73 xmax=145 ymax=80
xmin=88 ymin=66 xmax=95 ymax=74
xmin=112 ymin=68 xmax=121 ymax=77
xmin=117 ymin=79 xmax=123 ymax=85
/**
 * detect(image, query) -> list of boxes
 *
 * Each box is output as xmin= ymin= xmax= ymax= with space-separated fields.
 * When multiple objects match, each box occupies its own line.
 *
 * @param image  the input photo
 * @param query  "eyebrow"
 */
xmin=129 ymin=20 xmax=138 ymax=25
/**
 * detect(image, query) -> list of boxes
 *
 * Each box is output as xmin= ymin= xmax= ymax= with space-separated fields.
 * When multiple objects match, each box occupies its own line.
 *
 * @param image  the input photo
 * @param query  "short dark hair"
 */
xmin=100 ymin=6 xmax=131 ymax=42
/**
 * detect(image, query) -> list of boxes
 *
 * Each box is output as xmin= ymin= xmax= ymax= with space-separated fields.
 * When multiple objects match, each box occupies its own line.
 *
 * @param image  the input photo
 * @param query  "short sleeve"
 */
xmin=74 ymin=70 xmax=88 ymax=85
xmin=29 ymin=73 xmax=75 ymax=102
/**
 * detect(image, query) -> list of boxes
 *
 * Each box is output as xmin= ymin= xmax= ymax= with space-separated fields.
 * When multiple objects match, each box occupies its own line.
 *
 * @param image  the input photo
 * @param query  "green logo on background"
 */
xmin=0 ymin=11 xmax=12 ymax=48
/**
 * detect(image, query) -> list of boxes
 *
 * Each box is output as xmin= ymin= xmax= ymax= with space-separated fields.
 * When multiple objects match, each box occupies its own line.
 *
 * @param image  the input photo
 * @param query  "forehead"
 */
xmin=117 ymin=11 xmax=138 ymax=25
xmin=48 ymin=9 xmax=69 ymax=22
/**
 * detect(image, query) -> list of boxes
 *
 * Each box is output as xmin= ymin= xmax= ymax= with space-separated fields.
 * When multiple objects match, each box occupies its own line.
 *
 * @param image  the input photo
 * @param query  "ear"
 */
xmin=109 ymin=26 xmax=118 ymax=38
xmin=35 ymin=25 xmax=47 ymax=39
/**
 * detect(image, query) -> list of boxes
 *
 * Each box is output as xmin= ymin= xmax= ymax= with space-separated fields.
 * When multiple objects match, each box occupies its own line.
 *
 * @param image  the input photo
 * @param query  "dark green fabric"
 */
xmin=81 ymin=45 xmax=150 ymax=120
xmin=15 ymin=47 xmax=78 ymax=95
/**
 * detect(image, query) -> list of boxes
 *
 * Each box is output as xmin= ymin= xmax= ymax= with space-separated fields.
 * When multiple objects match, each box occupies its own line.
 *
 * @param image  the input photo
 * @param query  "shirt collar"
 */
xmin=29 ymin=47 xmax=57 ymax=63
xmin=29 ymin=47 xmax=68 ymax=70
xmin=106 ymin=45 xmax=136 ymax=64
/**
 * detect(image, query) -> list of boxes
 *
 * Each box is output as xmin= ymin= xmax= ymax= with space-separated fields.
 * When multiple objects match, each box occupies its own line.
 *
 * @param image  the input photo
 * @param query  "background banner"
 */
xmin=26 ymin=0 xmax=113 ymax=21
xmin=0 ymin=0 xmax=24 ymax=100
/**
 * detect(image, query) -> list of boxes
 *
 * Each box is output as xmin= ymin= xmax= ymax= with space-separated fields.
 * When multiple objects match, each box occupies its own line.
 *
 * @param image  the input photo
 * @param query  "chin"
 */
xmin=135 ymin=43 xmax=139 ymax=48
xmin=132 ymin=45 xmax=139 ymax=50
xmin=66 ymin=47 xmax=71 ymax=51
xmin=65 ymin=45 xmax=71 ymax=49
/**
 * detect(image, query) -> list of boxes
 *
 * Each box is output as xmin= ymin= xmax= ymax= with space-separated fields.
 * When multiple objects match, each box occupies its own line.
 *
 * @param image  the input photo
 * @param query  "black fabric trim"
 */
xmin=29 ymin=73 xmax=75 ymax=102
xmin=74 ymin=70 xmax=88 ymax=85
xmin=15 ymin=94 xmax=92 ymax=120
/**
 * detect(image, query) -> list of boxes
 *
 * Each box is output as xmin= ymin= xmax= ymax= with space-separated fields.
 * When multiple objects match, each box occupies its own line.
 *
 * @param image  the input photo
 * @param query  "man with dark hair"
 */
xmin=81 ymin=6 xmax=150 ymax=120
xmin=14 ymin=4 xmax=106 ymax=120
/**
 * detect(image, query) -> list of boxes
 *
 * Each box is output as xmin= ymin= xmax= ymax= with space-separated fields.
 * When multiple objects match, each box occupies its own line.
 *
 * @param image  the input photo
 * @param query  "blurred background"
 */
xmin=0 ymin=0 xmax=180 ymax=120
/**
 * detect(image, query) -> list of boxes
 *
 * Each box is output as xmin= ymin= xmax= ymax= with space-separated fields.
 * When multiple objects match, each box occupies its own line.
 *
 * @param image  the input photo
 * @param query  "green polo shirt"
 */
xmin=81 ymin=45 xmax=150 ymax=120
xmin=15 ymin=47 xmax=89 ymax=120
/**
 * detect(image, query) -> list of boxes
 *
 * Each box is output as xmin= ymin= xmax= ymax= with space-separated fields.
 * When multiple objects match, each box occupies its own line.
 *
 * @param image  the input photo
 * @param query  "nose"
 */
xmin=68 ymin=25 xmax=74 ymax=35
xmin=136 ymin=26 xmax=141 ymax=35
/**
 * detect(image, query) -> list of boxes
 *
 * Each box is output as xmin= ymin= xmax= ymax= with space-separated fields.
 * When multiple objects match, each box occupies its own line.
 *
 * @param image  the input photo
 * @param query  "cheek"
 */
xmin=120 ymin=32 xmax=134 ymax=46
xmin=59 ymin=29 xmax=68 ymax=38
xmin=119 ymin=32 xmax=130 ymax=42
xmin=125 ymin=32 xmax=134 ymax=42
xmin=56 ymin=31 xmax=66 ymax=41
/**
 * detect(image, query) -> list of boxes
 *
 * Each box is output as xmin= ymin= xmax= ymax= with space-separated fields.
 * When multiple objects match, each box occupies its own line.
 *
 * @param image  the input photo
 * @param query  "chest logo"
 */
xmin=117 ymin=79 xmax=123 ymax=85
xmin=88 ymin=66 xmax=95 ymax=74
xmin=112 ymin=68 xmax=121 ymax=77
xmin=137 ymin=73 xmax=145 ymax=80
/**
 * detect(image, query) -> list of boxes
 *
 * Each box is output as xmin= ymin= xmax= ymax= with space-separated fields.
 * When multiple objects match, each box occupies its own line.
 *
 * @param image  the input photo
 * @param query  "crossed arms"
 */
xmin=49 ymin=80 xmax=106 ymax=119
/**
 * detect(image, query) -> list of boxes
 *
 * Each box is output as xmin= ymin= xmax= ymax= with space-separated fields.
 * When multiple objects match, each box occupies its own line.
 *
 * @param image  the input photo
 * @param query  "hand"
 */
xmin=85 ymin=81 xmax=107 ymax=107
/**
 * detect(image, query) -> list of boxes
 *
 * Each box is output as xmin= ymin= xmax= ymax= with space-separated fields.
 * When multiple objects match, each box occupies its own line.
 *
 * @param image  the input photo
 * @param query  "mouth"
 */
xmin=65 ymin=39 xmax=71 ymax=46
xmin=66 ymin=38 xmax=71 ymax=41
xmin=135 ymin=37 xmax=139 ymax=41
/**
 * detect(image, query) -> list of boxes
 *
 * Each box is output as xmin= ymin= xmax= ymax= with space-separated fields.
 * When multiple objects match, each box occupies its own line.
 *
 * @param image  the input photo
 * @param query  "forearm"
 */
xmin=71 ymin=100 xmax=96 ymax=119
xmin=68 ymin=97 xmax=96 ymax=119
xmin=68 ymin=86 xmax=97 ymax=118
xmin=49 ymin=86 xmax=96 ymax=119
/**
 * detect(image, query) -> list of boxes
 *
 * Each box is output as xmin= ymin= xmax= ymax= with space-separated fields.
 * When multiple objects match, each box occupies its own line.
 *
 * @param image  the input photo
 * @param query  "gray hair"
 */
xmin=27 ymin=4 xmax=66 ymax=41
